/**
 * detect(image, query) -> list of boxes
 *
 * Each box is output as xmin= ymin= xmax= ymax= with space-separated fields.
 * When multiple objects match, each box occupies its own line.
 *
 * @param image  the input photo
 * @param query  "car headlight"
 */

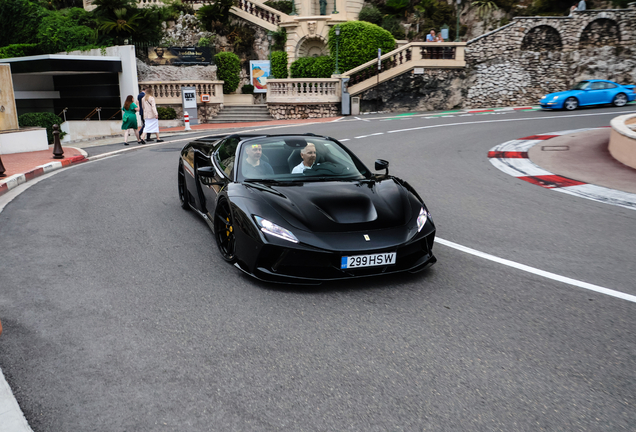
xmin=417 ymin=207 xmax=429 ymax=232
xmin=254 ymin=216 xmax=298 ymax=243
xmin=541 ymin=95 xmax=547 ymax=100
xmin=552 ymin=96 xmax=559 ymax=100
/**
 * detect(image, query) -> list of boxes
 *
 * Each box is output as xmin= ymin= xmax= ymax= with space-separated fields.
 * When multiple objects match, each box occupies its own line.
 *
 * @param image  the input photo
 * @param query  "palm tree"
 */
xmin=98 ymin=8 xmax=139 ymax=35
xmin=471 ymin=0 xmax=499 ymax=19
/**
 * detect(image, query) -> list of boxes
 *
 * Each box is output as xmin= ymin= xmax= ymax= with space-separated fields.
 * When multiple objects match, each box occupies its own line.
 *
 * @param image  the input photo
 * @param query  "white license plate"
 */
xmin=341 ymin=252 xmax=396 ymax=269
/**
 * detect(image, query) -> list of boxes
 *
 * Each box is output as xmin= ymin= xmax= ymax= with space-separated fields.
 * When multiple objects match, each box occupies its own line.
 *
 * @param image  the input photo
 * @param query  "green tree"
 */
xmin=327 ymin=21 xmax=395 ymax=73
xmin=215 ymin=51 xmax=241 ymax=94
xmin=358 ymin=5 xmax=382 ymax=25
xmin=38 ymin=8 xmax=96 ymax=54
xmin=0 ymin=0 xmax=45 ymax=47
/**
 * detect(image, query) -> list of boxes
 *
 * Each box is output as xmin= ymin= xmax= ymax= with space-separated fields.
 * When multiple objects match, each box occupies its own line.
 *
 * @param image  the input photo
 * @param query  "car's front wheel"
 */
xmin=178 ymin=162 xmax=189 ymax=210
xmin=214 ymin=198 xmax=237 ymax=263
xmin=564 ymin=97 xmax=579 ymax=111
xmin=613 ymin=93 xmax=628 ymax=107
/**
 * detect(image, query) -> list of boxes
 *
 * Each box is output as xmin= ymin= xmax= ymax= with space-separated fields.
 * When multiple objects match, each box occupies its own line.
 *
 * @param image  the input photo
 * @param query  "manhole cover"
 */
xmin=541 ymin=145 xmax=569 ymax=151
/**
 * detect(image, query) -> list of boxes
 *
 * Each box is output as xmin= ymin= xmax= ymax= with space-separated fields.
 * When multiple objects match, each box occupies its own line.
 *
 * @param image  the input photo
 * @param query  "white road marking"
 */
xmin=354 ymin=116 xmax=370 ymax=122
xmin=355 ymin=132 xmax=384 ymax=139
xmin=339 ymin=138 xmax=350 ymax=141
xmin=387 ymin=111 xmax=636 ymax=134
xmin=436 ymin=237 xmax=636 ymax=304
xmin=331 ymin=117 xmax=345 ymax=122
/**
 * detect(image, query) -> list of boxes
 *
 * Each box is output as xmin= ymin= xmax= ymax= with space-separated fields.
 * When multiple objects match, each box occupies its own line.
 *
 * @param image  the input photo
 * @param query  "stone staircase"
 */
xmin=208 ymin=105 xmax=274 ymax=123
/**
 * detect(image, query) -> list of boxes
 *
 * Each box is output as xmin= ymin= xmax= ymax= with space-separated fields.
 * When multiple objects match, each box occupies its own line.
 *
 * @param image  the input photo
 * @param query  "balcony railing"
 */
xmin=267 ymin=79 xmax=341 ymax=103
xmin=139 ymin=81 xmax=224 ymax=105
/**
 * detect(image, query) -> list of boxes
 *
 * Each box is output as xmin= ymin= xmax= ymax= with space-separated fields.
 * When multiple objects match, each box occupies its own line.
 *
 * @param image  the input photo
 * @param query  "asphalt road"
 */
xmin=1 ymin=106 xmax=635 ymax=431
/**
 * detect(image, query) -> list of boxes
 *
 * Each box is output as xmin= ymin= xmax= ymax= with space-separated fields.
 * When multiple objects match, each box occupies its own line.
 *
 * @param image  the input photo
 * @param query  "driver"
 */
xmin=242 ymin=144 xmax=274 ymax=177
xmin=291 ymin=143 xmax=316 ymax=174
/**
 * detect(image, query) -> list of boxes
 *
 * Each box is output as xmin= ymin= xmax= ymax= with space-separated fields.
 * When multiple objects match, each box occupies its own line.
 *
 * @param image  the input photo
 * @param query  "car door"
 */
xmin=603 ymin=82 xmax=619 ymax=103
xmin=201 ymin=137 xmax=239 ymax=217
xmin=584 ymin=81 xmax=608 ymax=105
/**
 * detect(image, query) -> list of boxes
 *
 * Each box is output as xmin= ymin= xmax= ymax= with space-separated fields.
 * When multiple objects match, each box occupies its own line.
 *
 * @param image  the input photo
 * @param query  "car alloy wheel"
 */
xmin=564 ymin=97 xmax=578 ymax=111
xmin=613 ymin=93 xmax=628 ymax=107
xmin=215 ymin=199 xmax=237 ymax=263
xmin=178 ymin=163 xmax=189 ymax=210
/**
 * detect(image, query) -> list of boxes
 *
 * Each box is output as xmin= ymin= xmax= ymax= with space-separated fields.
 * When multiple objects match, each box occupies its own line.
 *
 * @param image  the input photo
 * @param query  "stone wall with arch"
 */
xmin=296 ymin=35 xmax=329 ymax=58
xmin=463 ymin=7 xmax=636 ymax=108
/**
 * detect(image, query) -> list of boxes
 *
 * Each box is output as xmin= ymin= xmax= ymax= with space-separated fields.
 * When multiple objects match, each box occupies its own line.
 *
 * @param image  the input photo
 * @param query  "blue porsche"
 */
xmin=540 ymin=79 xmax=635 ymax=111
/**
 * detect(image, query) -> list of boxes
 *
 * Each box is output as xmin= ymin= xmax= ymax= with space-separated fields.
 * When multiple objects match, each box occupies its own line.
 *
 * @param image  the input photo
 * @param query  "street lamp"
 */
xmin=456 ymin=0 xmax=461 ymax=42
xmin=334 ymin=25 xmax=341 ymax=75
xmin=290 ymin=0 xmax=297 ymax=16
xmin=267 ymin=32 xmax=272 ymax=61
xmin=332 ymin=0 xmax=339 ymax=14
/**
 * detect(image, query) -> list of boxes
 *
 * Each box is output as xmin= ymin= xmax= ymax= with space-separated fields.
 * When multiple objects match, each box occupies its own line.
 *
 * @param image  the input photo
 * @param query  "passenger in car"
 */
xmin=242 ymin=144 xmax=274 ymax=177
xmin=291 ymin=143 xmax=317 ymax=173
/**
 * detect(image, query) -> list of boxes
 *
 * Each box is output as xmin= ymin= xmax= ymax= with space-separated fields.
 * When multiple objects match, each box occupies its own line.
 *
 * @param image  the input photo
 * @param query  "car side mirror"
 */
xmin=375 ymin=159 xmax=389 ymax=176
xmin=197 ymin=166 xmax=217 ymax=177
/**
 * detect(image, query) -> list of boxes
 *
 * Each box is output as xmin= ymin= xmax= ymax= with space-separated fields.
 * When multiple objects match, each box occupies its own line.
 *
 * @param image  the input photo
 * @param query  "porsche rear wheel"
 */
xmin=178 ymin=163 xmax=189 ymax=210
xmin=564 ymin=97 xmax=578 ymax=111
xmin=613 ymin=93 xmax=628 ymax=107
xmin=215 ymin=199 xmax=237 ymax=263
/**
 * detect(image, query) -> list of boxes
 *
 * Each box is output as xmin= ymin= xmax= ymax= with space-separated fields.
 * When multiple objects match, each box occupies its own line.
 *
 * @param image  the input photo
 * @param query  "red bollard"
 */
xmin=52 ymin=124 xmax=64 ymax=159
xmin=184 ymin=111 xmax=191 ymax=131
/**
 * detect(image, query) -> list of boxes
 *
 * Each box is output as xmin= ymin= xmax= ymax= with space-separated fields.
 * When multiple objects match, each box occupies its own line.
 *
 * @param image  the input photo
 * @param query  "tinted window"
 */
xmin=572 ymin=81 xmax=590 ymax=90
xmin=590 ymin=82 xmax=605 ymax=90
xmin=236 ymin=136 xmax=368 ymax=182
xmin=604 ymin=82 xmax=617 ymax=89
xmin=215 ymin=137 xmax=240 ymax=178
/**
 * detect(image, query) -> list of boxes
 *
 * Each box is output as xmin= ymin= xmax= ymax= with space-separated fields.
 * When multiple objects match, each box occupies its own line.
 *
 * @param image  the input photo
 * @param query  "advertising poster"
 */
xmin=250 ymin=60 xmax=271 ymax=93
xmin=148 ymin=47 xmax=213 ymax=65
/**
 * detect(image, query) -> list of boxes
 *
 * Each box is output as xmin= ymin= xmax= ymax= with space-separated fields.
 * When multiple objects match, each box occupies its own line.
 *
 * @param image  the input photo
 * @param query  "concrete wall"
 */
xmin=0 ymin=128 xmax=48 ymax=155
xmin=609 ymin=114 xmax=636 ymax=169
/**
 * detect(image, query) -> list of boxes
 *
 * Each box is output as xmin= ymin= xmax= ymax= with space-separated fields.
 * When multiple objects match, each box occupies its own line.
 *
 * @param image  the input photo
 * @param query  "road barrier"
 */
xmin=609 ymin=114 xmax=636 ymax=169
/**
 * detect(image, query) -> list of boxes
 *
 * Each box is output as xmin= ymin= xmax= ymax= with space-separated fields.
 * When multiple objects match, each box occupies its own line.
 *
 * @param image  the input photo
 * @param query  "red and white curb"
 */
xmin=0 ymin=153 xmax=87 ymax=197
xmin=488 ymin=128 xmax=636 ymax=211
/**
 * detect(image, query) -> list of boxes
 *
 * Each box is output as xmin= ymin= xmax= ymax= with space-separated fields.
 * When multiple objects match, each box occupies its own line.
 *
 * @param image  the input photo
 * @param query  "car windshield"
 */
xmin=571 ymin=81 xmax=590 ymax=90
xmin=236 ymin=136 xmax=369 ymax=183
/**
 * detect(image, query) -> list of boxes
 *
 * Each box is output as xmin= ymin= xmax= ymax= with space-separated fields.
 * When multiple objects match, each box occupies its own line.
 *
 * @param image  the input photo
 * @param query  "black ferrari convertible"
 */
xmin=177 ymin=133 xmax=436 ymax=283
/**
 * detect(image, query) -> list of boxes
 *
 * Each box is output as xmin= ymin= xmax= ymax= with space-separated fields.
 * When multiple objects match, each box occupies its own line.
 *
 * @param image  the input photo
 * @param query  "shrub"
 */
xmin=0 ymin=44 xmax=38 ymax=59
xmin=358 ymin=5 xmax=382 ymax=25
xmin=18 ymin=112 xmax=66 ymax=143
xmin=0 ymin=0 xmax=44 ymax=47
xmin=215 ymin=51 xmax=241 ymax=94
xmin=327 ymin=21 xmax=395 ymax=73
xmin=38 ymin=9 xmax=96 ymax=54
xmin=263 ymin=0 xmax=292 ymax=14
xmin=241 ymin=84 xmax=254 ymax=94
xmin=310 ymin=56 xmax=335 ymax=78
xmin=157 ymin=106 xmax=177 ymax=120
xmin=271 ymin=51 xmax=288 ymax=78
xmin=290 ymin=56 xmax=316 ymax=78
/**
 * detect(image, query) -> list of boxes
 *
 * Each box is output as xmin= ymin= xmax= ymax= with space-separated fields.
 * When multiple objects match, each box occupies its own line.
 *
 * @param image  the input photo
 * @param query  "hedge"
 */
xmin=290 ymin=56 xmax=335 ymax=79
xmin=157 ymin=106 xmax=177 ymax=120
xmin=0 ymin=44 xmax=38 ymax=59
xmin=214 ymin=51 xmax=241 ymax=94
xmin=271 ymin=51 xmax=288 ymax=79
xmin=18 ymin=112 xmax=66 ymax=143
xmin=241 ymin=84 xmax=254 ymax=94
xmin=327 ymin=21 xmax=395 ymax=73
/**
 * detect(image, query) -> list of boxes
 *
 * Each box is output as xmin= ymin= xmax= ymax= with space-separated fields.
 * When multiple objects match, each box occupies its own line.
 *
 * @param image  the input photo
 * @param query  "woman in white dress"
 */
xmin=142 ymin=88 xmax=163 ymax=142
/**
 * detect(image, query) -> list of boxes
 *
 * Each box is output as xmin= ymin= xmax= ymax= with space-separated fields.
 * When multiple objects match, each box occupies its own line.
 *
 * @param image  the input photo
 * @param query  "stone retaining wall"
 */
xmin=159 ymin=103 xmax=222 ymax=123
xmin=268 ymin=103 xmax=340 ymax=119
xmin=357 ymin=7 xmax=636 ymax=111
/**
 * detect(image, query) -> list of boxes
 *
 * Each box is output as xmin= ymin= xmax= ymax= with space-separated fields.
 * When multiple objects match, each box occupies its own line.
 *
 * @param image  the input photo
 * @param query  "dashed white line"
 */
xmin=354 ymin=133 xmax=384 ymax=139
xmin=387 ymin=110 xmax=636 ymax=134
xmin=436 ymin=237 xmax=636 ymax=304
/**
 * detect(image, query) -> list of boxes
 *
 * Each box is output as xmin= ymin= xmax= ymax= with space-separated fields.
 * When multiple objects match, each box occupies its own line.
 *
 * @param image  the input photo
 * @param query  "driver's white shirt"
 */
xmin=292 ymin=161 xmax=313 ymax=173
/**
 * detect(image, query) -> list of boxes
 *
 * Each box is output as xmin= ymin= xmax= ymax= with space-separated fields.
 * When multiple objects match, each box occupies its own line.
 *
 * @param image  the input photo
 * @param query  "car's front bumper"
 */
xmin=235 ymin=225 xmax=437 ymax=284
